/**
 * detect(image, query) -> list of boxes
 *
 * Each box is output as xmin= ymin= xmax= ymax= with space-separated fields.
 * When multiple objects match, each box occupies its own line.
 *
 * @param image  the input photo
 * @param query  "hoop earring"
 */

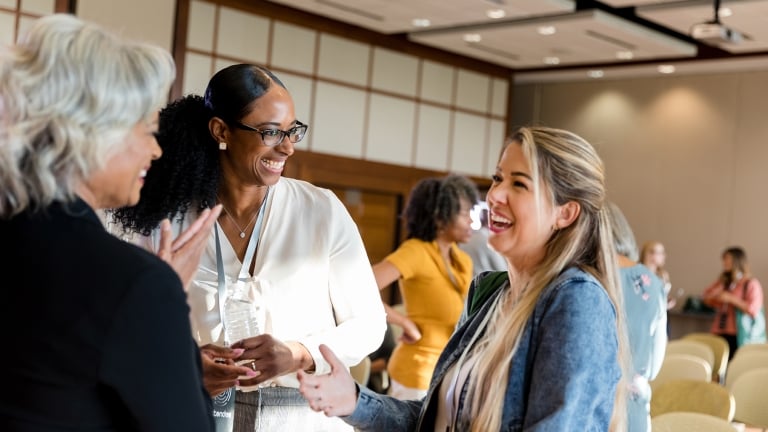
xmin=219 ymin=142 xmax=227 ymax=150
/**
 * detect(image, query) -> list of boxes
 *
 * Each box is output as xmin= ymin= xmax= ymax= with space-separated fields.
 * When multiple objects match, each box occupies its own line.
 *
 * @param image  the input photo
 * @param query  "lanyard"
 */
xmin=214 ymin=188 xmax=270 ymax=336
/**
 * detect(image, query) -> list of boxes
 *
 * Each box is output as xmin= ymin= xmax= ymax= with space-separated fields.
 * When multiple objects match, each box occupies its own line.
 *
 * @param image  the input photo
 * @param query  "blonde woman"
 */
xmin=297 ymin=126 xmax=628 ymax=431
xmin=640 ymin=241 xmax=674 ymax=309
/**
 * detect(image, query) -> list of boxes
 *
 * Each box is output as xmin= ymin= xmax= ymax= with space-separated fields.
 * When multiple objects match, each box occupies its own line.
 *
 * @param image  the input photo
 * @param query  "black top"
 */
xmin=0 ymin=199 xmax=213 ymax=431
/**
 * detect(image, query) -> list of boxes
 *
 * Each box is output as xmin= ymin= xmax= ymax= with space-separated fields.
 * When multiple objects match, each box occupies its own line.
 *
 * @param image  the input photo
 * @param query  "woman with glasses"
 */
xmin=113 ymin=64 xmax=386 ymax=431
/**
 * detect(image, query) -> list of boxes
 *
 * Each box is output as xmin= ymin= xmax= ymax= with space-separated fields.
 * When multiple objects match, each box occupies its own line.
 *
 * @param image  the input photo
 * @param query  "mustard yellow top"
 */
xmin=385 ymin=238 xmax=473 ymax=389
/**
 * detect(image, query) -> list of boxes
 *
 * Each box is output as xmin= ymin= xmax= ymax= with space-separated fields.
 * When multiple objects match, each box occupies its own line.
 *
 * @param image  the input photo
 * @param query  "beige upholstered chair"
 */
xmin=651 ymin=354 xmax=713 ymax=390
xmin=651 ymin=411 xmax=738 ymax=432
xmin=667 ymin=338 xmax=715 ymax=371
xmin=349 ymin=356 xmax=371 ymax=387
xmin=683 ymin=332 xmax=730 ymax=383
xmin=725 ymin=351 xmax=768 ymax=390
xmin=650 ymin=379 xmax=735 ymax=421
xmin=731 ymin=367 xmax=768 ymax=430
xmin=734 ymin=343 xmax=768 ymax=360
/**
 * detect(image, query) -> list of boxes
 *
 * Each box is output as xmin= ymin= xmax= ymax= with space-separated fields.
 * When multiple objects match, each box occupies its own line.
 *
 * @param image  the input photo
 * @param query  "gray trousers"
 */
xmin=234 ymin=388 xmax=353 ymax=432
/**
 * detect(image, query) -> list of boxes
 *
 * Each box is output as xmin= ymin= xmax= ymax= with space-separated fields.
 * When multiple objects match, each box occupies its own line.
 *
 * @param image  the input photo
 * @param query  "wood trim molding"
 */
xmin=170 ymin=0 xmax=190 ymax=100
xmin=284 ymin=150 xmax=491 ymax=196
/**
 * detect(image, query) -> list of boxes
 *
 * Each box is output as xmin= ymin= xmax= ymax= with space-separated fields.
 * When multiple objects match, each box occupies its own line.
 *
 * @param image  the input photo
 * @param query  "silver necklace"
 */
xmin=218 ymin=189 xmax=268 ymax=238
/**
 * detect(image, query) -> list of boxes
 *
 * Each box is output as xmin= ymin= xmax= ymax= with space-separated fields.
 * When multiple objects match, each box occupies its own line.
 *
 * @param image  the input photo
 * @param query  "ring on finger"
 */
xmin=250 ymin=361 xmax=257 ymax=371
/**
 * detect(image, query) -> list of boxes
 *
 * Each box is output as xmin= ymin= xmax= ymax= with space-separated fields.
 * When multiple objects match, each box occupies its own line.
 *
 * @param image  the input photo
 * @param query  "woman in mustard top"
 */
xmin=372 ymin=174 xmax=479 ymax=400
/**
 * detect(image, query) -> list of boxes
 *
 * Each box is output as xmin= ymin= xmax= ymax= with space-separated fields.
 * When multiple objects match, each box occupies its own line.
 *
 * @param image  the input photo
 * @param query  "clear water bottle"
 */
xmin=223 ymin=281 xmax=263 ymax=345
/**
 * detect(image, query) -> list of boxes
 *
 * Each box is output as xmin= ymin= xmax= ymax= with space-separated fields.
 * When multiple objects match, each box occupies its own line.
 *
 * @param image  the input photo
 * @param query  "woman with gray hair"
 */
xmin=606 ymin=202 xmax=667 ymax=432
xmin=0 ymin=14 xmax=219 ymax=431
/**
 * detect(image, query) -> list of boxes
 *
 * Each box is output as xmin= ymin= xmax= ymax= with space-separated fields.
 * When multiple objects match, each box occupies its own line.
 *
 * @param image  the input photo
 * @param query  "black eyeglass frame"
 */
xmin=232 ymin=120 xmax=309 ymax=147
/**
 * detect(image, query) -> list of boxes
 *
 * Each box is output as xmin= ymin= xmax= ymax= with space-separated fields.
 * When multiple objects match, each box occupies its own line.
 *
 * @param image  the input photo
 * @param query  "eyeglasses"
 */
xmin=233 ymin=120 xmax=308 ymax=147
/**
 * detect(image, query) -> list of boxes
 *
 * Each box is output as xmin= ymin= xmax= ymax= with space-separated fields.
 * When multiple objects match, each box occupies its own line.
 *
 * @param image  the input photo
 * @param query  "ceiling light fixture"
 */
xmin=658 ymin=65 xmax=676 ymax=74
xmin=616 ymin=50 xmax=634 ymax=60
xmin=463 ymin=33 xmax=482 ymax=43
xmin=537 ymin=26 xmax=556 ymax=36
xmin=588 ymin=70 xmax=604 ymax=78
xmin=486 ymin=9 xmax=506 ymax=19
xmin=412 ymin=18 xmax=431 ymax=28
xmin=718 ymin=7 xmax=733 ymax=18
xmin=543 ymin=56 xmax=560 ymax=65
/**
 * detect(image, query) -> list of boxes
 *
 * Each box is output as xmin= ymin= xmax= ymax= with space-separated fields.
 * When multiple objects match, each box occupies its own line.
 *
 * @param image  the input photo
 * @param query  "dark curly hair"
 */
xmin=112 ymin=64 xmax=286 ymax=235
xmin=404 ymin=174 xmax=479 ymax=241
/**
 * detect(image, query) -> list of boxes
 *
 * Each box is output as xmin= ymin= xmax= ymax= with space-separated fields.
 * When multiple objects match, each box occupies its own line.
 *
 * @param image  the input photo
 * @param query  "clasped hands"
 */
xmin=199 ymin=335 xmax=308 ymax=397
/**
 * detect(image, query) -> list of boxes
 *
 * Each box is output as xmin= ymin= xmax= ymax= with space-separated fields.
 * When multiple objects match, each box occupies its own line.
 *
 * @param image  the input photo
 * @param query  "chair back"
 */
xmin=683 ymin=333 xmax=730 ymax=383
xmin=349 ymin=356 xmax=371 ymax=386
xmin=651 ymin=412 xmax=738 ymax=432
xmin=725 ymin=351 xmax=768 ymax=390
xmin=667 ymin=338 xmax=715 ymax=370
xmin=730 ymin=367 xmax=768 ymax=428
xmin=651 ymin=354 xmax=712 ymax=389
xmin=734 ymin=342 xmax=768 ymax=360
xmin=650 ymin=379 xmax=735 ymax=421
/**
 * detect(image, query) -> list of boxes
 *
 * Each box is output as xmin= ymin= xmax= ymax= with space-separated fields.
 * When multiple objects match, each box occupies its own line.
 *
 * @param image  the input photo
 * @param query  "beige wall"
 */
xmin=182 ymin=0 xmax=509 ymax=178
xmin=513 ymin=72 xmax=768 ymax=311
xmin=76 ymin=0 xmax=176 ymax=52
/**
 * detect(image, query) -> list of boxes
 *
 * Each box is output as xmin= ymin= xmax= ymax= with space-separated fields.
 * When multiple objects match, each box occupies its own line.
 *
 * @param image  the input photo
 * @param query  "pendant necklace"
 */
xmin=218 ymin=189 xmax=269 ymax=238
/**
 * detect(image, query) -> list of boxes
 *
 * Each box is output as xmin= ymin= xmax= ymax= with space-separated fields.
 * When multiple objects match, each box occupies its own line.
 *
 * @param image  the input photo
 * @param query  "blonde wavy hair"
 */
xmin=465 ymin=126 xmax=629 ymax=431
xmin=0 ymin=14 xmax=175 ymax=217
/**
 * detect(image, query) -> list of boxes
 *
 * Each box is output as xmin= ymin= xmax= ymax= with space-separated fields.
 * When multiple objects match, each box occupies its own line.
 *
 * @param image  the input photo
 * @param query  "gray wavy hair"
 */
xmin=0 ymin=14 xmax=175 ymax=217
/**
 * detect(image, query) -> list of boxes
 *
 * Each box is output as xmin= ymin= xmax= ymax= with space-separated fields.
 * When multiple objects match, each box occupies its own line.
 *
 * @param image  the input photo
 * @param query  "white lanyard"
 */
xmin=214 ymin=188 xmax=270 ymax=331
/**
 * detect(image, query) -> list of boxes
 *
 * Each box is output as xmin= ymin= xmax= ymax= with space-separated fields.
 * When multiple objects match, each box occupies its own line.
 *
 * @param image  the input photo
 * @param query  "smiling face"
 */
xmin=214 ymin=84 xmax=298 ymax=188
xmin=439 ymin=198 xmax=474 ymax=244
xmin=485 ymin=142 xmax=564 ymax=272
xmin=79 ymin=113 xmax=161 ymax=209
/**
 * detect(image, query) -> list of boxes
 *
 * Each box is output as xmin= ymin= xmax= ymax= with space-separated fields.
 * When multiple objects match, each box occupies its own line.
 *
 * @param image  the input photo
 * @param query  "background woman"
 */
xmin=0 ymin=14 xmax=219 ymax=431
xmin=113 ymin=64 xmax=386 ymax=431
xmin=607 ymin=203 xmax=667 ymax=432
xmin=640 ymin=241 xmax=675 ymax=309
xmin=297 ymin=126 xmax=628 ymax=431
xmin=702 ymin=246 xmax=765 ymax=358
xmin=372 ymin=174 xmax=479 ymax=400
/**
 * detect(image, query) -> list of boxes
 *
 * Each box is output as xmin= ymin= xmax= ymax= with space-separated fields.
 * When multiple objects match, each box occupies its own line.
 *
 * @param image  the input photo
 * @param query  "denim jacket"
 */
xmin=344 ymin=266 xmax=621 ymax=431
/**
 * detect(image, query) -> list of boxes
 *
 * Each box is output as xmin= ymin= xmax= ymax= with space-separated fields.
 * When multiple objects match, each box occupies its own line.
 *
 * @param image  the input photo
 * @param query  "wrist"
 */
xmin=288 ymin=341 xmax=315 ymax=373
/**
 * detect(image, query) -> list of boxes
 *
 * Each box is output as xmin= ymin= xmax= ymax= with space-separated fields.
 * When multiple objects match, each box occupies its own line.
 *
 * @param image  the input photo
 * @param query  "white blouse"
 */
xmin=141 ymin=177 xmax=386 ymax=389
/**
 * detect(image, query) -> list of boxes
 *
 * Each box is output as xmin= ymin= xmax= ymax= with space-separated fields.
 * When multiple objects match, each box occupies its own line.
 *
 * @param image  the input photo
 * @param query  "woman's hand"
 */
xmin=298 ymin=344 xmax=358 ymax=417
xmin=156 ymin=205 xmax=222 ymax=290
xmin=232 ymin=334 xmax=313 ymax=386
xmin=199 ymin=344 xmax=255 ymax=397
xmin=399 ymin=318 xmax=422 ymax=344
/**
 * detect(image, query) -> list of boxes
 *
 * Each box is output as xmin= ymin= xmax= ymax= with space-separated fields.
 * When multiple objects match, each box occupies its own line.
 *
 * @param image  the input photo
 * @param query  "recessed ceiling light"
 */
xmin=658 ymin=65 xmax=676 ymax=74
xmin=486 ymin=9 xmax=506 ymax=19
xmin=718 ymin=7 xmax=733 ymax=18
xmin=543 ymin=56 xmax=560 ymax=65
xmin=616 ymin=50 xmax=634 ymax=60
xmin=537 ymin=26 xmax=556 ymax=36
xmin=588 ymin=70 xmax=604 ymax=78
xmin=463 ymin=33 xmax=482 ymax=43
xmin=412 ymin=18 xmax=431 ymax=28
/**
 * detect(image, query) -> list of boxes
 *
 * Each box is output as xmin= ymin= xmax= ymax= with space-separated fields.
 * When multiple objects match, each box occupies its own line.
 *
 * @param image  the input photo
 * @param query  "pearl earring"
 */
xmin=219 ymin=142 xmax=227 ymax=150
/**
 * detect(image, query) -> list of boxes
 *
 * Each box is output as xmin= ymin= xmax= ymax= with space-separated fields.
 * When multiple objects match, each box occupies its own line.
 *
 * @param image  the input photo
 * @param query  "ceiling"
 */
xmin=263 ymin=0 xmax=768 ymax=83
